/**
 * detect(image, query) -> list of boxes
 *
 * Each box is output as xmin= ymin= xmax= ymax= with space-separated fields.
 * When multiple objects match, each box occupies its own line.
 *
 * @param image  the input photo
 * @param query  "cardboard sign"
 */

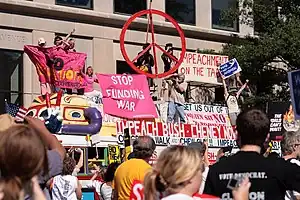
xmin=219 ymin=58 xmax=241 ymax=79
xmin=288 ymin=69 xmax=300 ymax=119
xmin=96 ymin=74 xmax=158 ymax=119
xmin=108 ymin=145 xmax=121 ymax=164
xmin=175 ymin=51 xmax=228 ymax=84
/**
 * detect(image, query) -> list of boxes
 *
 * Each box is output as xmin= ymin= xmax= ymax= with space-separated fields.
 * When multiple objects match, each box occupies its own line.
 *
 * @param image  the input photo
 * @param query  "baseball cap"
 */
xmin=38 ymin=38 xmax=46 ymax=45
xmin=0 ymin=114 xmax=16 ymax=131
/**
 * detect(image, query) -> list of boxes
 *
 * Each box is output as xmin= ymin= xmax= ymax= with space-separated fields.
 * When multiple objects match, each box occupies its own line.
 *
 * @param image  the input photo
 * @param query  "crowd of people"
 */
xmin=1 ymin=107 xmax=300 ymax=200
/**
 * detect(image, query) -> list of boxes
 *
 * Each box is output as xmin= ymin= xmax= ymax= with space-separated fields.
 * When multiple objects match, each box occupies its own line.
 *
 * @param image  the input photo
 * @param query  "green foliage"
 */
xmin=221 ymin=0 xmax=300 ymax=108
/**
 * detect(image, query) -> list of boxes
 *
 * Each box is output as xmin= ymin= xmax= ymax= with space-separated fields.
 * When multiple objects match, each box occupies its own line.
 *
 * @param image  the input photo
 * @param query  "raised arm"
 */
xmin=236 ymin=80 xmax=249 ymax=99
xmin=222 ymin=78 xmax=229 ymax=98
xmin=65 ymin=29 xmax=75 ymax=41
xmin=75 ymin=148 xmax=84 ymax=171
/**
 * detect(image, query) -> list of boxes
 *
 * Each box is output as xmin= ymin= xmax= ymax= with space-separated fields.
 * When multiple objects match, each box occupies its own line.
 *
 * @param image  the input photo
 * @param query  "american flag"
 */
xmin=5 ymin=101 xmax=28 ymax=121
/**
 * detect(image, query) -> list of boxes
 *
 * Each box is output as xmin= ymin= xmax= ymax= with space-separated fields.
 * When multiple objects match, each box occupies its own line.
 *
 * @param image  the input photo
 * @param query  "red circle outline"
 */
xmin=120 ymin=9 xmax=186 ymax=79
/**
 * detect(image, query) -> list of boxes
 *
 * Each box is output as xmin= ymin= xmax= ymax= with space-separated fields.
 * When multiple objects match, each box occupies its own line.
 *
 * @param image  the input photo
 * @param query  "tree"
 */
xmin=221 ymin=0 xmax=300 ymax=108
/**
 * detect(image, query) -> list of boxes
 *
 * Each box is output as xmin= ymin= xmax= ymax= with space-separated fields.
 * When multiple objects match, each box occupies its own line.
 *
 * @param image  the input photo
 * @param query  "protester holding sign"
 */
xmin=165 ymin=73 xmax=188 ymax=123
xmin=222 ymin=77 xmax=248 ymax=126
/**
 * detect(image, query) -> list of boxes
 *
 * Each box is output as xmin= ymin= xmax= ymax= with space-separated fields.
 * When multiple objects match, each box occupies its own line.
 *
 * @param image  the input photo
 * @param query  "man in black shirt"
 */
xmin=204 ymin=109 xmax=300 ymax=200
xmin=161 ymin=43 xmax=178 ymax=73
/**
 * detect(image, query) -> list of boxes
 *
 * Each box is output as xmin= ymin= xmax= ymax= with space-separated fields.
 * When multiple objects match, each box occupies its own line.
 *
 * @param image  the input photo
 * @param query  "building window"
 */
xmin=114 ymin=0 xmax=147 ymax=15
xmin=212 ymin=0 xmax=239 ymax=32
xmin=166 ymin=0 xmax=196 ymax=25
xmin=0 ymin=49 xmax=23 ymax=114
xmin=56 ymin=0 xmax=93 ymax=10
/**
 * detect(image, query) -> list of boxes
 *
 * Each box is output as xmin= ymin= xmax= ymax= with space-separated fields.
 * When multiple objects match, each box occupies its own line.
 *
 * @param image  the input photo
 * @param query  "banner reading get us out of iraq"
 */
xmin=24 ymin=45 xmax=87 ymax=89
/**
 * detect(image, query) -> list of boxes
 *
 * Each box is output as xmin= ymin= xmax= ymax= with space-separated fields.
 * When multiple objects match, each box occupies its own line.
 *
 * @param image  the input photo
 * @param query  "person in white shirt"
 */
xmin=281 ymin=131 xmax=300 ymax=200
xmin=222 ymin=77 xmax=249 ymax=126
xmin=52 ymin=157 xmax=82 ymax=200
xmin=87 ymin=162 xmax=120 ymax=200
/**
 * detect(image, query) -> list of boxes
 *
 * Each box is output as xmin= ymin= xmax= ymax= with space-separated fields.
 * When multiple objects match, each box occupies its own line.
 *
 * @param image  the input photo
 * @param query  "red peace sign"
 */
xmin=120 ymin=9 xmax=186 ymax=79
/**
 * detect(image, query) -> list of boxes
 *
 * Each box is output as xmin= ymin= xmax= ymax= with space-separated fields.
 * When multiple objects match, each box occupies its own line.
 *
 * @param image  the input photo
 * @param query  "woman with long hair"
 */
xmin=144 ymin=146 xmax=203 ymax=200
xmin=82 ymin=66 xmax=102 ymax=105
xmin=87 ymin=162 xmax=120 ymax=200
xmin=0 ymin=125 xmax=48 ymax=200
xmin=51 ymin=157 xmax=82 ymax=200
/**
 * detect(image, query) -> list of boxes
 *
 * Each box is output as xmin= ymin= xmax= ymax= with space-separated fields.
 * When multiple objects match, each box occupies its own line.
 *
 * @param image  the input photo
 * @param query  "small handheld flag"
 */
xmin=5 ymin=100 xmax=28 ymax=121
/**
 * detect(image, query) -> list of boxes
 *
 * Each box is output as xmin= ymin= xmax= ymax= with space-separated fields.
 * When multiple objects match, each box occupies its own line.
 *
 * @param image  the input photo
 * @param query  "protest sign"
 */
xmin=96 ymin=74 xmax=158 ymax=119
xmin=267 ymin=102 xmax=299 ymax=140
xmin=24 ymin=45 xmax=87 ymax=89
xmin=116 ymin=120 xmax=237 ymax=148
xmin=174 ymin=51 xmax=228 ymax=84
xmin=108 ymin=145 xmax=121 ymax=164
xmin=288 ymin=69 xmax=300 ymax=119
xmin=219 ymin=58 xmax=241 ymax=79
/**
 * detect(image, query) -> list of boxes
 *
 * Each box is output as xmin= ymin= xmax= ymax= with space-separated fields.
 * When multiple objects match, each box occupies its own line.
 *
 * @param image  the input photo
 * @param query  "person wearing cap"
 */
xmin=161 ymin=43 xmax=178 ymax=73
xmin=188 ymin=141 xmax=210 ymax=194
xmin=221 ymin=75 xmax=249 ymax=126
xmin=38 ymin=38 xmax=46 ymax=47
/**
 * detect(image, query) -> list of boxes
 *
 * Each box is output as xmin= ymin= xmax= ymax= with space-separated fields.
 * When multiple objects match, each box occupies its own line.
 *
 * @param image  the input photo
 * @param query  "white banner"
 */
xmin=175 ymin=51 xmax=228 ymax=84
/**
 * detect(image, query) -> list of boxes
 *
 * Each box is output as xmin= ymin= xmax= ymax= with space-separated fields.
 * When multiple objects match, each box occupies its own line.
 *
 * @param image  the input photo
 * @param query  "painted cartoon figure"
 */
xmin=26 ymin=92 xmax=102 ymax=135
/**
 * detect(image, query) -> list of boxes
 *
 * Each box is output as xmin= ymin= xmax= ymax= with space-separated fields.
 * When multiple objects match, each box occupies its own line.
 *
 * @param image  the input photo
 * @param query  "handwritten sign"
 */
xmin=108 ymin=145 xmax=121 ymax=164
xmin=175 ymin=51 xmax=228 ymax=84
xmin=219 ymin=58 xmax=241 ymax=79
xmin=96 ymin=74 xmax=158 ymax=119
xmin=288 ymin=70 xmax=300 ymax=119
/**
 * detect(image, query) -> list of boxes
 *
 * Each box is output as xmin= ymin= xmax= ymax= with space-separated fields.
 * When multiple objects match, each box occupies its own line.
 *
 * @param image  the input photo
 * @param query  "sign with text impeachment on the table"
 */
xmin=175 ymin=51 xmax=228 ymax=84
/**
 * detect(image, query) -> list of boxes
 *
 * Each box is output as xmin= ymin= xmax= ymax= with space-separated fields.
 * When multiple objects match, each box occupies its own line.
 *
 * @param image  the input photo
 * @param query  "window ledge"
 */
xmin=0 ymin=0 xmax=254 ymax=42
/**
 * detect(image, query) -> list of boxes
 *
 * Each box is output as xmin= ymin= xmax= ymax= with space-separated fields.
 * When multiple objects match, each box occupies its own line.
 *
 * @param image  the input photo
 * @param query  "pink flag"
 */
xmin=96 ymin=74 xmax=158 ymax=119
xmin=24 ymin=45 xmax=87 ymax=89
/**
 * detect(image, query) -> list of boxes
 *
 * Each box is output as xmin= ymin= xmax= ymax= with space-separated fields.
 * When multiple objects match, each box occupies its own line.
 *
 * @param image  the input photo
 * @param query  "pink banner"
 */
xmin=96 ymin=74 xmax=158 ymax=119
xmin=24 ymin=45 xmax=87 ymax=89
